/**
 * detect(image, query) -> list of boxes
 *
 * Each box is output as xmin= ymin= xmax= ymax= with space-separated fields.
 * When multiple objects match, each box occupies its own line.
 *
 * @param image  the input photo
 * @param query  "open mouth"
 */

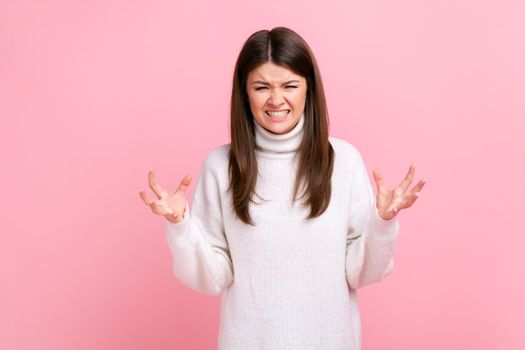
xmin=265 ymin=110 xmax=290 ymax=121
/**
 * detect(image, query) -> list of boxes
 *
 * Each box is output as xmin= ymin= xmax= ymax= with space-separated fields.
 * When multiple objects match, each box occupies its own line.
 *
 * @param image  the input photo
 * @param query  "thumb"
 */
xmin=175 ymin=173 xmax=192 ymax=193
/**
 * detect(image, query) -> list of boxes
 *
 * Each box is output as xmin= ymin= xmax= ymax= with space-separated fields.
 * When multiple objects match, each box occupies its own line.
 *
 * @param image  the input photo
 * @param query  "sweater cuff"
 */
xmin=370 ymin=205 xmax=400 ymax=236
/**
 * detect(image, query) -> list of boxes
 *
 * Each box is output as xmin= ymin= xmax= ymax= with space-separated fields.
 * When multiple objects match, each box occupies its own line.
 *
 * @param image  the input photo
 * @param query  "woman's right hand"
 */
xmin=139 ymin=169 xmax=193 ymax=224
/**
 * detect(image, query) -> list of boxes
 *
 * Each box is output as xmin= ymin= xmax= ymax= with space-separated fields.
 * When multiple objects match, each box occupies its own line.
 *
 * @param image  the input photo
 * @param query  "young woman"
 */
xmin=139 ymin=26 xmax=426 ymax=350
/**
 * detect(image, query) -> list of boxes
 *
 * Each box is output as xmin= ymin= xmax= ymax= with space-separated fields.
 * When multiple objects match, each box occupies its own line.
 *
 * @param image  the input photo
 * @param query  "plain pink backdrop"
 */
xmin=1 ymin=0 xmax=524 ymax=349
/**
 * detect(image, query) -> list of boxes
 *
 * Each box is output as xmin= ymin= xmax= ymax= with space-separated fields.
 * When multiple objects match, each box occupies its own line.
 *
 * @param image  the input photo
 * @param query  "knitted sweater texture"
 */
xmin=164 ymin=112 xmax=400 ymax=350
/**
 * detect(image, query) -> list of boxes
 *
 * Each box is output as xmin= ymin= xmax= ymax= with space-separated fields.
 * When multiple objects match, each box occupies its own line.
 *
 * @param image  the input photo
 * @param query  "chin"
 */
xmin=267 ymin=120 xmax=296 ymax=134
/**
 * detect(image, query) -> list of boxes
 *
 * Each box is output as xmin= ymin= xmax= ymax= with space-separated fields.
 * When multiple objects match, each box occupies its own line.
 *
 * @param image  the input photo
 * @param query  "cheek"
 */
xmin=291 ymin=90 xmax=307 ymax=105
xmin=251 ymin=94 xmax=267 ymax=108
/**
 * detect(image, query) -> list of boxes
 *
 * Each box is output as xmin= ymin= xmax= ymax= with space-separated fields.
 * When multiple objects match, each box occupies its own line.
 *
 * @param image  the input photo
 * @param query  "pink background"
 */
xmin=1 ymin=0 xmax=524 ymax=349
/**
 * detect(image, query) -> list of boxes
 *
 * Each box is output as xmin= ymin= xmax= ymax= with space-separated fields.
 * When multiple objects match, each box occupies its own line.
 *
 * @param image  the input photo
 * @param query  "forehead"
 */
xmin=248 ymin=62 xmax=304 ymax=83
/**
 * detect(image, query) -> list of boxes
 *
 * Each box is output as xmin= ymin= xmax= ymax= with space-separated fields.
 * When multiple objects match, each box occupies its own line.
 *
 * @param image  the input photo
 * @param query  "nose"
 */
xmin=267 ymin=90 xmax=286 ymax=107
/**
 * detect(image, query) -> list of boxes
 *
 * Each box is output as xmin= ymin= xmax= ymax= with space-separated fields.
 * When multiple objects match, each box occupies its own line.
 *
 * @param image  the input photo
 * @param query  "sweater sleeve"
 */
xmin=164 ymin=153 xmax=234 ymax=296
xmin=345 ymin=146 xmax=400 ymax=290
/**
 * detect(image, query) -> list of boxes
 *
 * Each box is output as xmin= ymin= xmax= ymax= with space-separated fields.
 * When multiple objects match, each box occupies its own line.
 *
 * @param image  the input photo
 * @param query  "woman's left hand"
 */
xmin=372 ymin=163 xmax=426 ymax=220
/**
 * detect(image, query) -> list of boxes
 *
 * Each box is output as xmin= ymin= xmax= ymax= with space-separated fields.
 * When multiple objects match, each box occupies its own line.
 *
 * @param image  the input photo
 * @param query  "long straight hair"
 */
xmin=228 ymin=27 xmax=334 ymax=226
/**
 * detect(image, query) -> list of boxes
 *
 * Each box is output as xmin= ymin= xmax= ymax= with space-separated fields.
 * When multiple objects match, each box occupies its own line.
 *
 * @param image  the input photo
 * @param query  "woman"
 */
xmin=139 ymin=27 xmax=426 ymax=350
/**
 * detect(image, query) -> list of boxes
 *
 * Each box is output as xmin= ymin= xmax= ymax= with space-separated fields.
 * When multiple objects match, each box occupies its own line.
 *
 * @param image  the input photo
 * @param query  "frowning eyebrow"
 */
xmin=252 ymin=80 xmax=301 ymax=86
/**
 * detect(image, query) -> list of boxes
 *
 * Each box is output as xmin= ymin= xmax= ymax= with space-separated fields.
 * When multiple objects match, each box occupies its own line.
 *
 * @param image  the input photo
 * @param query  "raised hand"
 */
xmin=139 ymin=169 xmax=192 ymax=224
xmin=372 ymin=163 xmax=426 ymax=221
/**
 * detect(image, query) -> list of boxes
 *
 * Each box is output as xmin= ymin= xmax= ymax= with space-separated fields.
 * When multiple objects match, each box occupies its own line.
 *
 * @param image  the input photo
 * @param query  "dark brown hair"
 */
xmin=228 ymin=26 xmax=334 ymax=226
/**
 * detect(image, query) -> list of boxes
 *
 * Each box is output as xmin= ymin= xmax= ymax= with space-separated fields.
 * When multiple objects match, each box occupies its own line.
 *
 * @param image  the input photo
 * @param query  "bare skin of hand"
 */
xmin=372 ymin=162 xmax=427 ymax=221
xmin=138 ymin=169 xmax=193 ymax=224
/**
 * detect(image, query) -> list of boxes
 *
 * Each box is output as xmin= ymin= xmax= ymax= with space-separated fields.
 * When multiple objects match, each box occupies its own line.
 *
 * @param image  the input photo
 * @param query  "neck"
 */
xmin=254 ymin=112 xmax=305 ymax=159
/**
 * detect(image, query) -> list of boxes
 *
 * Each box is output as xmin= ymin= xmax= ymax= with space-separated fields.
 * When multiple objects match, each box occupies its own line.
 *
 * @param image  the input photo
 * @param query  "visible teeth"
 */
xmin=266 ymin=110 xmax=289 ymax=117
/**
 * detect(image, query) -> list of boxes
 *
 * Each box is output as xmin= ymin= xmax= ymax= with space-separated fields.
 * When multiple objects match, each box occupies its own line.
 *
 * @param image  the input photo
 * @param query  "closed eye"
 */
xmin=255 ymin=86 xmax=298 ymax=91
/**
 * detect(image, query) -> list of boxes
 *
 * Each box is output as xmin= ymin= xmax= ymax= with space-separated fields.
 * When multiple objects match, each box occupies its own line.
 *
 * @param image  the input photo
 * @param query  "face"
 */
xmin=246 ymin=61 xmax=307 ymax=134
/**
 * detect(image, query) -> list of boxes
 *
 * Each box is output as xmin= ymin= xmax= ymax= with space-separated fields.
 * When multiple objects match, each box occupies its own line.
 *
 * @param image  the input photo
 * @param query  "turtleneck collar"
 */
xmin=254 ymin=112 xmax=305 ymax=159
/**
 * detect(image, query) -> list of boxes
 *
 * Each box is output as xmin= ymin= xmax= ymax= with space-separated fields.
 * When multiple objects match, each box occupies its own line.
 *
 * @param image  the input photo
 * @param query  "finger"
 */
xmin=139 ymin=188 xmax=179 ymax=218
xmin=404 ymin=192 xmax=420 ymax=208
xmin=396 ymin=191 xmax=420 ymax=210
xmin=388 ymin=206 xmax=399 ymax=214
xmin=175 ymin=173 xmax=193 ymax=194
xmin=409 ymin=179 xmax=427 ymax=194
xmin=385 ymin=201 xmax=400 ymax=215
xmin=148 ymin=169 xmax=169 ymax=200
xmin=398 ymin=162 xmax=416 ymax=193
xmin=386 ymin=195 xmax=402 ymax=212
xmin=151 ymin=200 xmax=175 ymax=215
xmin=138 ymin=188 xmax=154 ymax=206
xmin=372 ymin=168 xmax=386 ymax=190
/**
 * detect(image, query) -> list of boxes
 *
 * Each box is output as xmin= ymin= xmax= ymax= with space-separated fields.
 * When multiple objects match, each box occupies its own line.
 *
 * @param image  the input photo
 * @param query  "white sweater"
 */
xmin=164 ymin=112 xmax=400 ymax=350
